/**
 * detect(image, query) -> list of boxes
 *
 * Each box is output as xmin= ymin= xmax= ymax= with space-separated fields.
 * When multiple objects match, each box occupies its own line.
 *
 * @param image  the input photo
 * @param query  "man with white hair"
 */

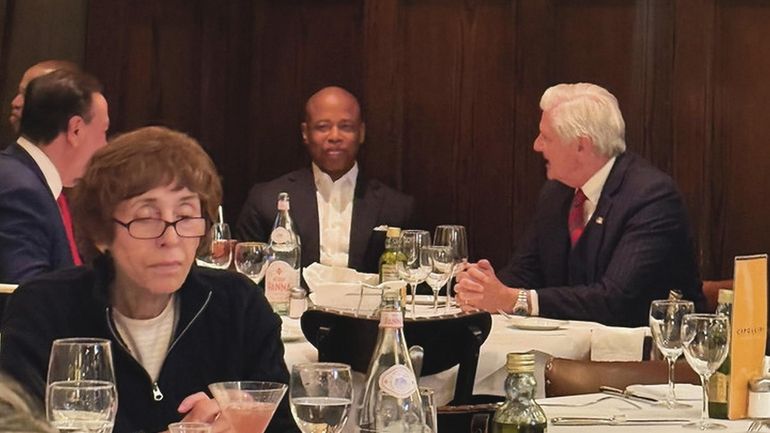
xmin=455 ymin=83 xmax=705 ymax=326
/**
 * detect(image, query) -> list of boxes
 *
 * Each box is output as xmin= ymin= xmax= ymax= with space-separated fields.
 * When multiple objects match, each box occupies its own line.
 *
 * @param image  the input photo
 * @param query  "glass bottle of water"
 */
xmin=265 ymin=192 xmax=301 ymax=315
xmin=492 ymin=352 xmax=547 ymax=433
xmin=358 ymin=290 xmax=425 ymax=433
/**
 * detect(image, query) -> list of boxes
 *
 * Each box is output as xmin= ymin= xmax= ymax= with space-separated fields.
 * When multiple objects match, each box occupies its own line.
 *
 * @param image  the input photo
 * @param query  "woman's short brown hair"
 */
xmin=72 ymin=126 xmax=222 ymax=257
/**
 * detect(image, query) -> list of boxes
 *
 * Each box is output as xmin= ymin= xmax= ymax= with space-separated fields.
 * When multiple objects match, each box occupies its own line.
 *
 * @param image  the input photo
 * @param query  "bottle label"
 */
xmin=710 ymin=371 xmax=729 ymax=403
xmin=378 ymin=364 xmax=417 ymax=399
xmin=271 ymin=227 xmax=291 ymax=244
xmin=379 ymin=312 xmax=403 ymax=329
xmin=265 ymin=261 xmax=295 ymax=303
xmin=380 ymin=263 xmax=399 ymax=282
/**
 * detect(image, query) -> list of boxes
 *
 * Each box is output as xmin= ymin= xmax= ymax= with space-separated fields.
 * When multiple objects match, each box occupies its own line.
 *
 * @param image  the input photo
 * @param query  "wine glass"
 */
xmin=198 ymin=223 xmax=233 ymax=269
xmin=649 ymin=299 xmax=695 ymax=408
xmin=235 ymin=242 xmax=270 ymax=284
xmin=209 ymin=381 xmax=287 ymax=433
xmin=423 ymin=246 xmax=453 ymax=311
xmin=681 ymin=313 xmax=730 ymax=430
xmin=46 ymin=338 xmax=118 ymax=433
xmin=433 ymin=225 xmax=468 ymax=310
xmin=396 ymin=230 xmax=431 ymax=315
xmin=289 ymin=363 xmax=353 ymax=433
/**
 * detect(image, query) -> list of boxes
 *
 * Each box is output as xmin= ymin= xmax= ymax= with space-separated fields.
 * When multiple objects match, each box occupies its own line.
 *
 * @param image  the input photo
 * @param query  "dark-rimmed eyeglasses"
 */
xmin=113 ymin=217 xmax=208 ymax=240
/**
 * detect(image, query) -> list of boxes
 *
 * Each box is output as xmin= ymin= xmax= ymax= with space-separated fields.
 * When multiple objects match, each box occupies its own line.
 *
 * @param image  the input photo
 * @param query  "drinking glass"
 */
xmin=433 ymin=225 xmax=468 ymax=310
xmin=397 ymin=230 xmax=431 ymax=315
xmin=649 ymin=299 xmax=695 ymax=408
xmin=46 ymin=338 xmax=118 ymax=433
xmin=168 ymin=422 xmax=212 ymax=433
xmin=681 ymin=313 xmax=730 ymax=430
xmin=289 ymin=363 xmax=353 ymax=433
xmin=209 ymin=381 xmax=287 ymax=433
xmin=235 ymin=242 xmax=270 ymax=284
xmin=419 ymin=387 xmax=437 ymax=433
xmin=198 ymin=223 xmax=233 ymax=269
xmin=423 ymin=246 xmax=453 ymax=311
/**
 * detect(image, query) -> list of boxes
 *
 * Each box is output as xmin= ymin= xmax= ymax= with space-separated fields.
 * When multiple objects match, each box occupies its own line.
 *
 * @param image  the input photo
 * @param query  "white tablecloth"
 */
xmin=539 ymin=384 xmax=754 ymax=432
xmin=282 ymin=313 xmax=647 ymax=405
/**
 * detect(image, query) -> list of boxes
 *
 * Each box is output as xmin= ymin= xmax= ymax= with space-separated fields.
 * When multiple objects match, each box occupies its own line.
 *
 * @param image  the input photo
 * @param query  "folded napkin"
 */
xmin=303 ymin=263 xmax=381 ymax=311
xmin=590 ymin=326 xmax=647 ymax=361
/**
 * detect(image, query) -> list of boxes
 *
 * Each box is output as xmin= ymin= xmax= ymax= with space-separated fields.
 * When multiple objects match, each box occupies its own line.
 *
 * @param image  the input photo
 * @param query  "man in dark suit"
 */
xmin=0 ymin=70 xmax=109 ymax=283
xmin=455 ymin=83 xmax=705 ymax=327
xmin=236 ymin=86 xmax=414 ymax=273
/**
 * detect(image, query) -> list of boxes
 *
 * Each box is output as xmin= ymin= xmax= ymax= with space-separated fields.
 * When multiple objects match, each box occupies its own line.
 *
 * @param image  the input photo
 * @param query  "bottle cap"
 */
xmin=505 ymin=352 xmax=535 ymax=373
xmin=667 ymin=290 xmax=683 ymax=301
xmin=386 ymin=227 xmax=401 ymax=238
xmin=290 ymin=287 xmax=307 ymax=299
xmin=277 ymin=192 xmax=290 ymax=210
xmin=718 ymin=289 xmax=734 ymax=304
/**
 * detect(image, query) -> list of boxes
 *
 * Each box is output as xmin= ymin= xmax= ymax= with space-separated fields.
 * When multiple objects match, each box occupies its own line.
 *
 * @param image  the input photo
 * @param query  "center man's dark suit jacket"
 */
xmin=235 ymin=167 xmax=415 ymax=273
xmin=0 ymin=142 xmax=74 ymax=283
xmin=497 ymin=152 xmax=706 ymax=327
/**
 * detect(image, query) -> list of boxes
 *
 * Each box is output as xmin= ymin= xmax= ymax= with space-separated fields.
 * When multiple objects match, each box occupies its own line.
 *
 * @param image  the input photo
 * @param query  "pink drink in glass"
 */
xmin=209 ymin=381 xmax=287 ymax=433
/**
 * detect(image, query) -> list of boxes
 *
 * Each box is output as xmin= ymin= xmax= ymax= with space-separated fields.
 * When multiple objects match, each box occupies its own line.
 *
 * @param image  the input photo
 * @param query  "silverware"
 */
xmin=748 ymin=419 xmax=770 ymax=432
xmin=599 ymin=385 xmax=659 ymax=404
xmin=538 ymin=395 xmax=642 ymax=409
xmin=551 ymin=415 xmax=689 ymax=426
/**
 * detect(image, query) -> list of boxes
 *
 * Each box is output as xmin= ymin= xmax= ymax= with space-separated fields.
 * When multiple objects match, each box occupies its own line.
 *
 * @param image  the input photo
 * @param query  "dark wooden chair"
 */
xmin=300 ymin=308 xmax=492 ymax=405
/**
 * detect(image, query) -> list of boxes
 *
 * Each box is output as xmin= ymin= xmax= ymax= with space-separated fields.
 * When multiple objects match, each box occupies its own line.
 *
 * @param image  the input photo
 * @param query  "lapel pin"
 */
xmin=595 ymin=217 xmax=604 ymax=225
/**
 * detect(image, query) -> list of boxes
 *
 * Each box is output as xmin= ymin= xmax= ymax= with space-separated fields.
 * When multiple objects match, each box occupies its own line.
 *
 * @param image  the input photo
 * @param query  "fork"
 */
xmin=538 ymin=395 xmax=642 ymax=409
xmin=748 ymin=419 xmax=770 ymax=432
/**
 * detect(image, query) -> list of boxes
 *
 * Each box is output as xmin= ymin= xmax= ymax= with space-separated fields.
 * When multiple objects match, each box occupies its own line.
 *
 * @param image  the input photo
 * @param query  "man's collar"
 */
xmin=17 ymin=136 xmax=62 ymax=198
xmin=312 ymin=162 xmax=359 ymax=191
xmin=580 ymin=156 xmax=617 ymax=204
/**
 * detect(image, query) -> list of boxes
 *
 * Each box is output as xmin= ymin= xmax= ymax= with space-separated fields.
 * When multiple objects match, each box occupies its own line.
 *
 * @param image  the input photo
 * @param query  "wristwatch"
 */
xmin=511 ymin=289 xmax=529 ymax=316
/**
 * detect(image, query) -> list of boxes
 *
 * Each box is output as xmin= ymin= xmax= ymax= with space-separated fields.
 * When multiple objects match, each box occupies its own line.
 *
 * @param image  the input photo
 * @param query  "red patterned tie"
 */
xmin=56 ymin=194 xmax=83 ymax=266
xmin=568 ymin=189 xmax=587 ymax=247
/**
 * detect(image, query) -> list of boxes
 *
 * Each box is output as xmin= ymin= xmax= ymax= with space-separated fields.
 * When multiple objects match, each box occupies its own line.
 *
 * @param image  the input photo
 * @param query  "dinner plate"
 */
xmin=506 ymin=316 xmax=568 ymax=331
xmin=406 ymin=294 xmax=448 ymax=306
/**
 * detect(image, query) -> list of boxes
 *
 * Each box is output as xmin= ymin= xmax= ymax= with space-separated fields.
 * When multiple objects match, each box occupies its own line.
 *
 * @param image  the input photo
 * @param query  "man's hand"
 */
xmin=177 ymin=392 xmax=231 ymax=433
xmin=455 ymin=259 xmax=518 ymax=313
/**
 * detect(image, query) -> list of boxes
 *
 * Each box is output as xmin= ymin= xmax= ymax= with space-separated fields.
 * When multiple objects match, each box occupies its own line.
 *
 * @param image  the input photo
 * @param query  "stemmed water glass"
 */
xmin=423 ymin=246 xmax=453 ymax=311
xmin=46 ymin=338 xmax=118 ymax=433
xmin=681 ymin=313 xmax=730 ymax=430
xmin=433 ymin=225 xmax=468 ymax=310
xmin=397 ymin=230 xmax=431 ymax=315
xmin=209 ymin=381 xmax=288 ymax=433
xmin=649 ymin=299 xmax=695 ymax=409
xmin=235 ymin=242 xmax=270 ymax=284
xmin=289 ymin=363 xmax=353 ymax=433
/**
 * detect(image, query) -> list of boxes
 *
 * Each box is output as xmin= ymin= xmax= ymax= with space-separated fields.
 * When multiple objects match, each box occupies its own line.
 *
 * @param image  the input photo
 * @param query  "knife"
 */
xmin=551 ymin=416 xmax=689 ymax=426
xmin=599 ymin=385 xmax=660 ymax=404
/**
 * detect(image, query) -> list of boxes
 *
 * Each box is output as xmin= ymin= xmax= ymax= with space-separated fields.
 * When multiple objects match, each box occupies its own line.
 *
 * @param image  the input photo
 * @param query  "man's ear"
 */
xmin=576 ymin=135 xmax=593 ymax=153
xmin=67 ymin=115 xmax=85 ymax=146
xmin=300 ymin=122 xmax=309 ymax=145
xmin=359 ymin=122 xmax=366 ymax=144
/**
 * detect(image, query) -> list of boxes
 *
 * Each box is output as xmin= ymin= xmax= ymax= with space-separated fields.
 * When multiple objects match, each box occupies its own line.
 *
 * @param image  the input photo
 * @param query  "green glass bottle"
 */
xmin=379 ymin=227 xmax=405 ymax=283
xmin=492 ymin=352 xmax=548 ymax=433
xmin=708 ymin=289 xmax=733 ymax=419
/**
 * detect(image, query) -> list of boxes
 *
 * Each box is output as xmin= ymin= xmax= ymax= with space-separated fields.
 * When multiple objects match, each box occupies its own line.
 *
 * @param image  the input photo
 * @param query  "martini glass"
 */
xmin=209 ymin=381 xmax=287 ymax=433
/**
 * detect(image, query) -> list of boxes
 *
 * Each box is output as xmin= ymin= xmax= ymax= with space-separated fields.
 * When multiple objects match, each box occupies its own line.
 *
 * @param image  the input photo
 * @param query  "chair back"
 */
xmin=300 ymin=308 xmax=492 ymax=404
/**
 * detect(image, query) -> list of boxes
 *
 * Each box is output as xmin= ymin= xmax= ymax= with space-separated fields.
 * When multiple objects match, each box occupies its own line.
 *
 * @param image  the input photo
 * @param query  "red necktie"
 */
xmin=568 ymin=189 xmax=587 ymax=247
xmin=56 ymin=194 xmax=83 ymax=266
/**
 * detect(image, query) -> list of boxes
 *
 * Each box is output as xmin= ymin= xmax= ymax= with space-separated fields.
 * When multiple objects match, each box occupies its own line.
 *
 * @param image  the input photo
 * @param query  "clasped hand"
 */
xmin=455 ymin=259 xmax=520 ymax=313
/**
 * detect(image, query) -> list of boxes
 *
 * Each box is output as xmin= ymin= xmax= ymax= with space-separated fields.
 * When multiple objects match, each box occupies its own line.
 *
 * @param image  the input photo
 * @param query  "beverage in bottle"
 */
xmin=379 ymin=227 xmax=405 ymax=283
xmin=265 ymin=192 xmax=301 ymax=315
xmin=708 ymin=289 xmax=733 ymax=419
xmin=492 ymin=352 xmax=547 ymax=433
xmin=358 ymin=289 xmax=425 ymax=433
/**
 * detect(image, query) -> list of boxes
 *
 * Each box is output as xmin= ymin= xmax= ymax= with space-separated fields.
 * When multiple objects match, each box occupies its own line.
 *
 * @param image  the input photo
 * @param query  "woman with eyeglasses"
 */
xmin=0 ymin=126 xmax=297 ymax=433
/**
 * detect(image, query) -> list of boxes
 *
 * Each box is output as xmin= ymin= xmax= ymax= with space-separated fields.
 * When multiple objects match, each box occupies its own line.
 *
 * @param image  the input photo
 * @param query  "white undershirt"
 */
xmin=112 ymin=295 xmax=178 ymax=381
xmin=313 ymin=162 xmax=358 ymax=268
xmin=17 ymin=136 xmax=62 ymax=199
xmin=530 ymin=156 xmax=617 ymax=316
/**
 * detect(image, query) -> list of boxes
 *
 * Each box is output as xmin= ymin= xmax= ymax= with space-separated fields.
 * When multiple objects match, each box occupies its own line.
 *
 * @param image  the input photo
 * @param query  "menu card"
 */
xmin=728 ymin=254 xmax=767 ymax=419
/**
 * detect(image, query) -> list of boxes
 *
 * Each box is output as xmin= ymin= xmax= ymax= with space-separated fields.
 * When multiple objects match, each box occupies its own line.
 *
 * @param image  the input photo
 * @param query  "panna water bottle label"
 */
xmin=265 ymin=261 xmax=295 ymax=303
xmin=378 ymin=364 xmax=417 ymax=399
xmin=379 ymin=312 xmax=403 ymax=328
xmin=271 ymin=227 xmax=291 ymax=244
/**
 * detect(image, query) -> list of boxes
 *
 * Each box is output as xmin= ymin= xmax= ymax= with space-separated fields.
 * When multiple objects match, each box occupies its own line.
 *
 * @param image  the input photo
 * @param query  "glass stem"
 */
xmin=667 ymin=356 xmax=676 ymax=405
xmin=445 ymin=270 xmax=455 ymax=310
xmin=410 ymin=283 xmax=416 ymax=314
xmin=433 ymin=290 xmax=439 ymax=310
xmin=700 ymin=374 xmax=710 ymax=424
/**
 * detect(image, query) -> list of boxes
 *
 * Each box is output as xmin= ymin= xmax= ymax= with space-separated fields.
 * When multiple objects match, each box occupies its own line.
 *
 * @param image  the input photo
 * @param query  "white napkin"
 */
xmin=589 ymin=326 xmax=647 ymax=361
xmin=303 ymin=263 xmax=380 ymax=311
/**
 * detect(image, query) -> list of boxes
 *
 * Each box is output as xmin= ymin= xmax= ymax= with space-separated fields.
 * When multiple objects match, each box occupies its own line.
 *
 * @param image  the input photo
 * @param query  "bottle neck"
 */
xmin=504 ymin=371 xmax=537 ymax=402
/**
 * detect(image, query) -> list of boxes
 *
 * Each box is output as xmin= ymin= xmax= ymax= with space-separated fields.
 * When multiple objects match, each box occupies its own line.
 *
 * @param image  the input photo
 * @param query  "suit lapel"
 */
xmin=288 ymin=168 xmax=321 ymax=266
xmin=348 ymin=176 xmax=382 ymax=270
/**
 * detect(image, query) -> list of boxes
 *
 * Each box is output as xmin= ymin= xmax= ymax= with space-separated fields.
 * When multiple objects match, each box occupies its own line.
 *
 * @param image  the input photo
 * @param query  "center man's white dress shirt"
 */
xmin=313 ymin=162 xmax=358 ymax=268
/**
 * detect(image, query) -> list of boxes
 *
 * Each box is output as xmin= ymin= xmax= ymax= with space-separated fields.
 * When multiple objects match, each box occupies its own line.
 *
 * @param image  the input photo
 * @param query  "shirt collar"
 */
xmin=312 ymin=162 xmax=359 ymax=193
xmin=17 ymin=136 xmax=62 ymax=199
xmin=580 ymin=156 xmax=616 ymax=205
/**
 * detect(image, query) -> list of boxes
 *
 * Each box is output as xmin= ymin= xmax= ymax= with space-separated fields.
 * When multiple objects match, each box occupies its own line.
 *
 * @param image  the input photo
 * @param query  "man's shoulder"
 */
xmin=0 ymin=151 xmax=43 ymax=192
xmin=247 ymin=168 xmax=311 ymax=195
xmin=613 ymin=152 xmax=678 ymax=194
xmin=359 ymin=175 xmax=413 ymax=203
